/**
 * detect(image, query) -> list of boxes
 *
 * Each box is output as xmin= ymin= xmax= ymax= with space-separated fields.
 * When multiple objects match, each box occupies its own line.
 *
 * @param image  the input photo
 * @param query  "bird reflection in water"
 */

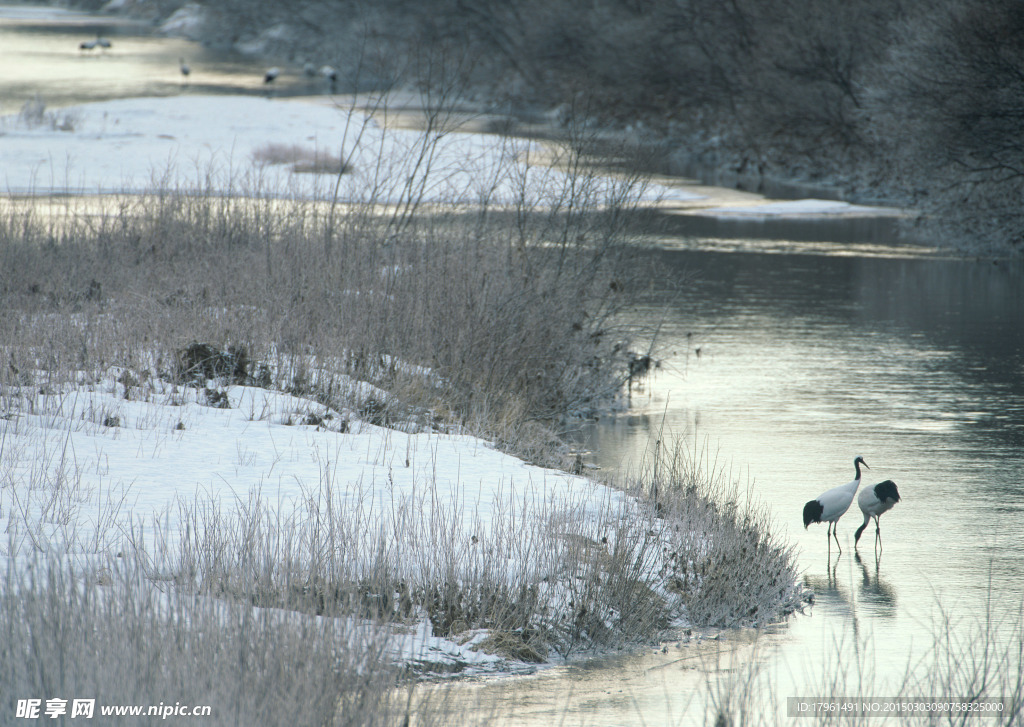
xmin=803 ymin=568 xmax=854 ymax=619
xmin=855 ymin=551 xmax=897 ymax=616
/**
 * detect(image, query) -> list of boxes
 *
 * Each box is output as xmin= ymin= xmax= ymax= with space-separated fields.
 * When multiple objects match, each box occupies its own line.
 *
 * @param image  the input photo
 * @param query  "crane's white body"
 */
xmin=804 ymin=456 xmax=868 ymax=554
xmin=855 ymin=479 xmax=901 ymax=552
xmin=814 ymin=479 xmax=860 ymax=522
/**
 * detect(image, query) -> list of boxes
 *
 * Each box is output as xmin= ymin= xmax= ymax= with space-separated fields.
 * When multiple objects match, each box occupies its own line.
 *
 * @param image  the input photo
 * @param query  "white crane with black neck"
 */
xmin=855 ymin=479 xmax=901 ymax=553
xmin=803 ymin=456 xmax=869 ymax=555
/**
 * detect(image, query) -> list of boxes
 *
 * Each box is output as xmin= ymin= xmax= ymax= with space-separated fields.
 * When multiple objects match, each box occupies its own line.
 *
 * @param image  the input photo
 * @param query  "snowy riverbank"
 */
xmin=1 ymin=93 xmax=899 ymax=222
xmin=1 ymin=91 xmax=807 ymax=688
xmin=1 ymin=372 xmax=667 ymax=675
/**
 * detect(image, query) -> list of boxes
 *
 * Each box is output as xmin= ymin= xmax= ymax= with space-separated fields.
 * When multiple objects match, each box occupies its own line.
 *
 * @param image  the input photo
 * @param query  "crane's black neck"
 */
xmin=854 ymin=458 xmax=865 ymax=480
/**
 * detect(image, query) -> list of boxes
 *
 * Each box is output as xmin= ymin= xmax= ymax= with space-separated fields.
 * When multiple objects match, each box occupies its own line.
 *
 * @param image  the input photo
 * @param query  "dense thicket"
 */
xmin=84 ymin=0 xmax=1024 ymax=255
xmin=868 ymin=0 xmax=1024 ymax=252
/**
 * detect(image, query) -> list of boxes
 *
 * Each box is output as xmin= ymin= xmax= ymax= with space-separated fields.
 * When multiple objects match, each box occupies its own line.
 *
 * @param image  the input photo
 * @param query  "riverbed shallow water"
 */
xmin=3 ymin=5 xmax=1023 ymax=725
xmin=425 ymin=232 xmax=1024 ymax=724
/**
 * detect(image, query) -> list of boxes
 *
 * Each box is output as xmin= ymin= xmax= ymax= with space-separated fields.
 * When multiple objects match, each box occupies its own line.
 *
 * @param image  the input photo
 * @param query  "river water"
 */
xmin=4 ymin=6 xmax=1023 ymax=725
xmin=441 ymin=228 xmax=1024 ymax=725
xmin=551 ymin=233 xmax=1024 ymax=723
xmin=0 ymin=3 xmax=318 ymax=117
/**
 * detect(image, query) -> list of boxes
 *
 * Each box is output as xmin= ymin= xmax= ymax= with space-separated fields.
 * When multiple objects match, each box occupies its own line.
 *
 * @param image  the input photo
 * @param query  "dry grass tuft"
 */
xmin=252 ymin=142 xmax=349 ymax=175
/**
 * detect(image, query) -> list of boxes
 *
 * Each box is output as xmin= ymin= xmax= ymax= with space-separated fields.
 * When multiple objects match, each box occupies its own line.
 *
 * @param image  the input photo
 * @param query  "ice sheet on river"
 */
xmin=0 ymin=95 xmax=703 ymax=207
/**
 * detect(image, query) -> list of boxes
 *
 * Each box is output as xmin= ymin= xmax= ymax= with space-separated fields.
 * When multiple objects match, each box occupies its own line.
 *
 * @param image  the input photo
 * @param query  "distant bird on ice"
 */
xmin=855 ymin=479 xmax=901 ymax=553
xmin=320 ymin=65 xmax=338 ymax=93
xmin=264 ymin=67 xmax=280 ymax=84
xmin=179 ymin=58 xmax=191 ymax=81
xmin=80 ymin=35 xmax=111 ymax=51
xmin=803 ymin=456 xmax=869 ymax=555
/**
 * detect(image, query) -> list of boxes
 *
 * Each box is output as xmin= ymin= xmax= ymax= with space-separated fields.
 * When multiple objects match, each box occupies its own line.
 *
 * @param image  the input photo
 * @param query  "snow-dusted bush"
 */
xmin=625 ymin=439 xmax=807 ymax=629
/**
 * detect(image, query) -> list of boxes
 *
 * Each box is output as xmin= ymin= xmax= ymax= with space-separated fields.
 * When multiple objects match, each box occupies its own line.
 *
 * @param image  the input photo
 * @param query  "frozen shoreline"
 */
xmin=0 ymin=94 xmax=702 ymax=206
xmin=1 ymin=93 xmax=902 ymax=221
xmin=0 ymin=376 xmax=675 ymax=676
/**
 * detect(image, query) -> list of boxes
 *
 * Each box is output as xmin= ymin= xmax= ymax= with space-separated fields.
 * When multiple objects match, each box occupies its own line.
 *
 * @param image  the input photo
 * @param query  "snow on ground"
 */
xmin=1 ymin=380 xmax=623 ymax=556
xmin=0 ymin=93 xmax=906 ymax=219
xmin=697 ymin=198 xmax=901 ymax=218
xmin=0 ymin=376 xmax=649 ymax=675
xmin=0 ymin=94 xmax=702 ymax=206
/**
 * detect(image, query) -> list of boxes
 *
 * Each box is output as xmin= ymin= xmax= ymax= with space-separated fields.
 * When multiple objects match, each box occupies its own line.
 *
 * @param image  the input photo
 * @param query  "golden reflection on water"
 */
xmin=0 ymin=5 xmax=317 ymax=117
xmin=408 ymin=627 xmax=776 ymax=727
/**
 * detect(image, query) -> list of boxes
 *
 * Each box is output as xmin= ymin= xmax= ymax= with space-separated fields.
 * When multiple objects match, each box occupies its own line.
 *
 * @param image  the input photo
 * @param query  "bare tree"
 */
xmin=869 ymin=0 xmax=1024 ymax=253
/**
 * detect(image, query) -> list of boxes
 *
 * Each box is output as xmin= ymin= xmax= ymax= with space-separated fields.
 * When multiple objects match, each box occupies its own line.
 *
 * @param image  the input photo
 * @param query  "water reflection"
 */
xmin=804 ymin=566 xmax=856 ymax=620
xmin=0 ymin=4 xmax=321 ymax=117
xmin=854 ymin=552 xmax=897 ymax=617
xmin=565 ymin=241 xmax=1024 ymax=716
xmin=801 ymin=551 xmax=898 ymax=621
xmin=419 ymin=629 xmax=772 ymax=727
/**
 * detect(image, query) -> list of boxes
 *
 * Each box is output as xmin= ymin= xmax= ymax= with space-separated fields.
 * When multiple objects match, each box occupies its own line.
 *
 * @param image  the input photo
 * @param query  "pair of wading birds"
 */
xmin=176 ymin=61 xmax=339 ymax=90
xmin=803 ymin=456 xmax=900 ymax=555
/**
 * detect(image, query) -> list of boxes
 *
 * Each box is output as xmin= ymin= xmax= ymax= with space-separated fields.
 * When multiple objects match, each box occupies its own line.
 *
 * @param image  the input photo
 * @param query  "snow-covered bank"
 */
xmin=0 ymin=94 xmax=904 ymax=220
xmin=697 ymin=198 xmax=902 ymax=219
xmin=0 ymin=358 xmax=808 ymax=683
xmin=0 ymin=94 xmax=702 ymax=207
xmin=0 ymin=373 xmax=683 ymax=675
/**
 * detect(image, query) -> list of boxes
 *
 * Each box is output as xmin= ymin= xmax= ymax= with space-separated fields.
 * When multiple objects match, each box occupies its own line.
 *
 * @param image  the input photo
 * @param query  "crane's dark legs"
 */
xmin=874 ymin=517 xmax=883 ymax=554
xmin=826 ymin=521 xmax=842 ymax=555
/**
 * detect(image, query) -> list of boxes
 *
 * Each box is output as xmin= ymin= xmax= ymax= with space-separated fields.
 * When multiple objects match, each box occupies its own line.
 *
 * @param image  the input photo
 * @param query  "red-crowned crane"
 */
xmin=264 ymin=67 xmax=280 ymax=84
xmin=179 ymin=58 xmax=191 ymax=82
xmin=855 ymin=479 xmax=901 ymax=553
xmin=803 ymin=456 xmax=869 ymax=555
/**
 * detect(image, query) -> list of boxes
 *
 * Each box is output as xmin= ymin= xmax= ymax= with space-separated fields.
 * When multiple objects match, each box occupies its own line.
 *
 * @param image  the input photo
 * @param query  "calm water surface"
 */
xmin=4 ymin=6 xmax=1023 ymax=724
xmin=0 ymin=3 xmax=317 ymax=117
xmin=449 ymin=234 xmax=1024 ymax=724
